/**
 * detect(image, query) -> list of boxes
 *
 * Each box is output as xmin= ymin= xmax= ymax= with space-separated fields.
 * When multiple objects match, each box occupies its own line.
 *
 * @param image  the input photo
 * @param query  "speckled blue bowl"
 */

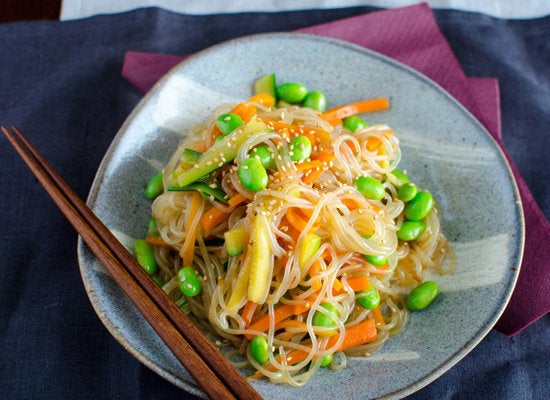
xmin=77 ymin=33 xmax=524 ymax=399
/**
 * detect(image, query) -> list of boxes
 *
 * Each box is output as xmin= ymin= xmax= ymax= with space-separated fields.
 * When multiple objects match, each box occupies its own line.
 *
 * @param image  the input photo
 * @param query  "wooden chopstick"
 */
xmin=1 ymin=126 xmax=263 ymax=400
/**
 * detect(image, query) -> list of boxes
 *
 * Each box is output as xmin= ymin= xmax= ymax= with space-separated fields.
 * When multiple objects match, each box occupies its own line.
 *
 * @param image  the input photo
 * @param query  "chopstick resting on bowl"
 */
xmin=1 ymin=126 xmax=263 ymax=400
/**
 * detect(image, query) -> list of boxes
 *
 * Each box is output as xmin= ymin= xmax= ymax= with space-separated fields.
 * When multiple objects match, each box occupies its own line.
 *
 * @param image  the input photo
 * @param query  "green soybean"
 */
xmin=134 ymin=239 xmax=158 ymax=275
xmin=312 ymin=302 xmax=339 ymax=327
xmin=406 ymin=281 xmax=439 ymax=311
xmin=250 ymin=335 xmax=269 ymax=364
xmin=397 ymin=220 xmax=426 ymax=241
xmin=144 ymin=172 xmax=164 ymax=200
xmin=238 ymin=157 xmax=268 ymax=192
xmin=177 ymin=266 xmax=202 ymax=297
xmin=356 ymin=287 xmax=381 ymax=310
xmin=215 ymin=112 xmax=243 ymax=135
xmin=303 ymin=91 xmax=327 ymax=112
xmin=364 ymin=254 xmax=387 ymax=266
xmin=354 ymin=176 xmax=385 ymax=200
xmin=147 ymin=218 xmax=159 ymax=237
xmin=405 ymin=191 xmax=434 ymax=220
xmin=343 ymin=115 xmax=368 ymax=132
xmin=398 ymin=182 xmax=418 ymax=202
xmin=252 ymin=145 xmax=275 ymax=169
xmin=276 ymin=82 xmax=308 ymax=103
xmin=320 ymin=353 xmax=333 ymax=367
xmin=391 ymin=169 xmax=410 ymax=187
xmin=290 ymin=135 xmax=312 ymax=162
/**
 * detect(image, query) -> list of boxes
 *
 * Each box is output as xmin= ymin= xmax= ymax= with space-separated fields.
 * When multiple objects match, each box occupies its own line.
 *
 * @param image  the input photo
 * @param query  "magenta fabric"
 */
xmin=121 ymin=3 xmax=549 ymax=335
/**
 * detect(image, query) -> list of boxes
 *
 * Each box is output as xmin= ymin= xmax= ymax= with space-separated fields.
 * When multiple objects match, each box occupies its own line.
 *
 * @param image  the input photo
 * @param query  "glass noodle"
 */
xmin=144 ymin=96 xmax=452 ymax=386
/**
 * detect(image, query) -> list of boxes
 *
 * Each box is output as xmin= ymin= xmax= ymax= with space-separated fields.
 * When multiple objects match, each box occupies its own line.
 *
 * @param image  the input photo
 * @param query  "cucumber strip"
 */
xmin=171 ymin=119 xmax=268 ymax=187
xmin=167 ymin=182 xmax=228 ymax=204
xmin=253 ymin=73 xmax=277 ymax=99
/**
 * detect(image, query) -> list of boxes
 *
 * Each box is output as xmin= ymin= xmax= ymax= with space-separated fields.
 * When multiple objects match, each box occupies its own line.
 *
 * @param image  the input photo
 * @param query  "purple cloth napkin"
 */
xmin=121 ymin=3 xmax=549 ymax=335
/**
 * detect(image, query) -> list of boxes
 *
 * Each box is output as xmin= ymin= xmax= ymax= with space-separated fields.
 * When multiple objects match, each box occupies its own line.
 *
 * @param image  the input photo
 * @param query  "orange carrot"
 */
xmin=260 ymin=119 xmax=331 ymax=145
xmin=228 ymin=193 xmax=248 ymax=207
xmin=200 ymin=193 xmax=247 ymax=233
xmin=285 ymin=207 xmax=312 ymax=232
xmin=294 ymin=159 xmax=323 ymax=172
xmin=211 ymin=102 xmax=258 ymax=140
xmin=245 ymin=302 xmax=311 ymax=340
xmin=316 ymin=150 xmax=334 ymax=164
xmin=371 ymin=307 xmax=386 ymax=325
xmin=322 ymin=97 xmax=390 ymax=122
xmin=246 ymin=93 xmax=275 ymax=108
xmin=144 ymin=236 xmax=172 ymax=248
xmin=328 ymin=318 xmax=377 ymax=350
xmin=308 ymin=261 xmax=322 ymax=291
xmin=241 ymin=300 xmax=258 ymax=327
xmin=252 ymin=318 xmax=377 ymax=376
xmin=181 ymin=192 xmax=204 ymax=266
xmin=345 ymin=275 xmax=371 ymax=292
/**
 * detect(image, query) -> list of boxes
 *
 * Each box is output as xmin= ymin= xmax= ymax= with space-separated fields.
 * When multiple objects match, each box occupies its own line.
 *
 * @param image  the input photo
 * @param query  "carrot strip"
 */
xmin=285 ymin=207 xmax=313 ymax=232
xmin=308 ymin=261 xmax=322 ymax=291
xmin=228 ymin=193 xmax=248 ymax=207
xmin=329 ymin=318 xmax=377 ymax=349
xmin=245 ymin=302 xmax=311 ymax=340
xmin=144 ymin=236 xmax=171 ymax=248
xmin=254 ymin=318 xmax=377 ymax=376
xmin=246 ymin=93 xmax=275 ymax=108
xmin=371 ymin=307 xmax=386 ymax=326
xmin=241 ymin=300 xmax=258 ymax=327
xmin=294 ymin=160 xmax=323 ymax=172
xmin=181 ymin=192 xmax=204 ymax=266
xmin=211 ymin=102 xmax=258 ymax=141
xmin=279 ymin=216 xmax=301 ymax=242
xmin=302 ymin=167 xmax=324 ymax=185
xmin=260 ymin=119 xmax=331 ymax=145
xmin=200 ymin=193 xmax=247 ymax=233
xmin=316 ymin=150 xmax=334 ymax=164
xmin=346 ymin=276 xmax=371 ymax=292
xmin=322 ymin=97 xmax=390 ymax=122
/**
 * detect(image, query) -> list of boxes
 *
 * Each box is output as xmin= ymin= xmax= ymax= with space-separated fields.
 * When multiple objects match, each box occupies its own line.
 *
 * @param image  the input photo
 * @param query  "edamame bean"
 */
xmin=276 ymin=82 xmax=308 ymax=103
xmin=177 ymin=266 xmax=202 ymax=297
xmin=252 ymin=145 xmax=275 ymax=169
xmin=398 ymin=182 xmax=418 ymax=202
xmin=396 ymin=220 xmax=426 ymax=241
xmin=215 ymin=112 xmax=243 ymax=135
xmin=405 ymin=191 xmax=434 ymax=220
xmin=134 ymin=239 xmax=158 ymax=275
xmin=364 ymin=254 xmax=387 ymax=266
xmin=354 ymin=176 xmax=385 ymax=200
xmin=320 ymin=353 xmax=333 ymax=367
xmin=249 ymin=335 xmax=269 ymax=364
xmin=303 ymin=91 xmax=327 ymax=112
xmin=144 ymin=172 xmax=164 ymax=199
xmin=391 ymin=169 xmax=410 ymax=187
xmin=147 ymin=218 xmax=159 ymax=236
xmin=356 ymin=287 xmax=381 ymax=310
xmin=238 ymin=157 xmax=268 ymax=192
xmin=290 ymin=135 xmax=312 ymax=162
xmin=343 ymin=115 xmax=367 ymax=132
xmin=312 ymin=302 xmax=339 ymax=327
xmin=406 ymin=281 xmax=439 ymax=311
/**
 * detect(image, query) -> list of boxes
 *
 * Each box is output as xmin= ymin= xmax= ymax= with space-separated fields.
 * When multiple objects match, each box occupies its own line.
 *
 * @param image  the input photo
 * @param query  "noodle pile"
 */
xmin=143 ymin=95 xmax=451 ymax=386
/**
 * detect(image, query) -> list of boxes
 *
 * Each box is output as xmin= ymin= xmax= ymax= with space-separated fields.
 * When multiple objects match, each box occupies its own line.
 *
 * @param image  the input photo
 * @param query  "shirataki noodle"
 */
xmin=144 ymin=97 xmax=452 ymax=386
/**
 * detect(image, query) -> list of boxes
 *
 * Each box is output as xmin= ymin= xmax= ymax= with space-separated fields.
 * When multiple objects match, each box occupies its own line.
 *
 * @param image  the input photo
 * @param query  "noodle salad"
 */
xmin=135 ymin=74 xmax=453 ymax=386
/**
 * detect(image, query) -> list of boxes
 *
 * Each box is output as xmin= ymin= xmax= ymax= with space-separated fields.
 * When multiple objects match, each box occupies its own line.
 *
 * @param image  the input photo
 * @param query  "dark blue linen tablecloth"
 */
xmin=0 ymin=6 xmax=548 ymax=400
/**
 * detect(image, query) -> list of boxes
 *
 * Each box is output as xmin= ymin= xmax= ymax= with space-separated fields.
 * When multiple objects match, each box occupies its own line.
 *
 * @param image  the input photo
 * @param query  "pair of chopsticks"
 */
xmin=1 ymin=126 xmax=263 ymax=400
